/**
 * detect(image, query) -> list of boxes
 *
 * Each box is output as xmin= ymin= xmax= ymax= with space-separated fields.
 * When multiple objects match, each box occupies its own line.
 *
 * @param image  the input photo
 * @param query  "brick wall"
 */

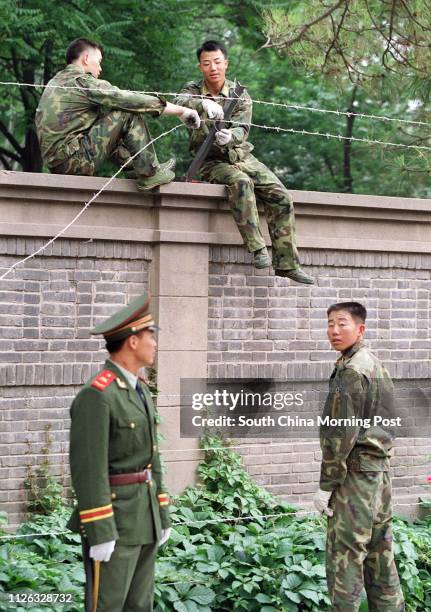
xmin=208 ymin=247 xmax=431 ymax=516
xmin=0 ymin=238 xmax=151 ymax=525
xmin=1 ymin=175 xmax=431 ymax=525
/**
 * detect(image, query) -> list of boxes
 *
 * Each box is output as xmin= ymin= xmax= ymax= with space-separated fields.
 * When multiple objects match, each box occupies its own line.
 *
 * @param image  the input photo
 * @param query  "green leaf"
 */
xmin=285 ymin=590 xmax=301 ymax=603
xmin=188 ymin=585 xmax=215 ymax=605
xmin=173 ymin=602 xmax=189 ymax=612
xmin=299 ymin=588 xmax=320 ymax=604
xmin=282 ymin=573 xmax=302 ymax=589
xmin=256 ymin=593 xmax=273 ymax=603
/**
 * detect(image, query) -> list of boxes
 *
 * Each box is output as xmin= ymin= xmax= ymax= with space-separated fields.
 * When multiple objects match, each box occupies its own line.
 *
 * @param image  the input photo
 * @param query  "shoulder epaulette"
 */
xmin=91 ymin=369 xmax=116 ymax=391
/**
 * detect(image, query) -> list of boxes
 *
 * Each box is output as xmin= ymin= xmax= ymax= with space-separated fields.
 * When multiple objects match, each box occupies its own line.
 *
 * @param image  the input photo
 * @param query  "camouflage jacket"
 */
xmin=320 ymin=342 xmax=395 ymax=492
xmin=175 ymin=78 xmax=254 ymax=163
xmin=36 ymin=64 xmax=166 ymax=168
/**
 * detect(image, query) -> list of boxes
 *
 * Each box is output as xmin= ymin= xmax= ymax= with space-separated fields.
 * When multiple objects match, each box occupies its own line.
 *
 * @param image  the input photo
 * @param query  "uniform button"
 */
xmin=111 ymin=493 xmax=117 ymax=500
xmin=130 ymin=422 xmax=135 ymax=429
xmin=153 ymin=445 xmax=157 ymax=451
xmin=149 ymin=481 xmax=153 ymax=486
xmin=147 ymin=463 xmax=152 ymax=468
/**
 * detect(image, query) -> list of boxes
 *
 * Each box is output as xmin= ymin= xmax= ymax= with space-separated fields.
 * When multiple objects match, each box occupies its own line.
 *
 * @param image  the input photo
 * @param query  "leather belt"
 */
xmin=109 ymin=469 xmax=152 ymax=486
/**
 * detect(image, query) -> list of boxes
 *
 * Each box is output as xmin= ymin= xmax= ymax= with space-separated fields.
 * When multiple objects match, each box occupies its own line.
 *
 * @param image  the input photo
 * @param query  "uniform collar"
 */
xmin=106 ymin=358 xmax=137 ymax=389
xmin=63 ymin=64 xmax=86 ymax=75
xmin=341 ymin=341 xmax=364 ymax=361
xmin=201 ymin=79 xmax=232 ymax=98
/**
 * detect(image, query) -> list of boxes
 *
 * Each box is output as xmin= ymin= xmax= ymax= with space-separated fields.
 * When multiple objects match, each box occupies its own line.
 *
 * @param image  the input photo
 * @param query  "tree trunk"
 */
xmin=21 ymin=63 xmax=43 ymax=172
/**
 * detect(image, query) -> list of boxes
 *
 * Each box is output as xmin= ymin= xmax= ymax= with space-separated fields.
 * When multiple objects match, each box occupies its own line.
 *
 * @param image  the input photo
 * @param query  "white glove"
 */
xmin=313 ymin=488 xmax=334 ymax=517
xmin=159 ymin=527 xmax=171 ymax=546
xmin=202 ymin=99 xmax=224 ymax=120
xmin=215 ymin=128 xmax=232 ymax=146
xmin=89 ymin=540 xmax=116 ymax=562
xmin=179 ymin=108 xmax=200 ymax=129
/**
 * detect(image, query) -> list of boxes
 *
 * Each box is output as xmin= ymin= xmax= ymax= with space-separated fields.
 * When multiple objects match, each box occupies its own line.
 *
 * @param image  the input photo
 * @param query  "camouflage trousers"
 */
xmin=201 ymin=154 xmax=300 ymax=271
xmin=326 ymin=470 xmax=405 ymax=611
xmin=50 ymin=110 xmax=159 ymax=178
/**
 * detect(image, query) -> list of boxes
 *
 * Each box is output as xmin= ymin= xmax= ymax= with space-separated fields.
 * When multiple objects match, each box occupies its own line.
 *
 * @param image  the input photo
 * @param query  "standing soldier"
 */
xmin=36 ymin=38 xmax=200 ymax=190
xmin=176 ymin=40 xmax=313 ymax=284
xmin=68 ymin=294 xmax=171 ymax=611
xmin=313 ymin=302 xmax=405 ymax=611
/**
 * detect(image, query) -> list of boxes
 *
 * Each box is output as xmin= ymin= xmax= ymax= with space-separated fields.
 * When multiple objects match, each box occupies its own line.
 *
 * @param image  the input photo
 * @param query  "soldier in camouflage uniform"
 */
xmin=68 ymin=294 xmax=171 ymax=611
xmin=175 ymin=40 xmax=313 ymax=284
xmin=314 ymin=302 xmax=405 ymax=611
xmin=36 ymin=38 xmax=200 ymax=191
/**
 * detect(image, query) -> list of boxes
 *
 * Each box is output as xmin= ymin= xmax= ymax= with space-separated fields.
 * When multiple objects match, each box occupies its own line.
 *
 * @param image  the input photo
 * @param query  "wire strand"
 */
xmin=0 ymin=502 xmax=420 ymax=541
xmin=0 ymin=124 xmax=182 ymax=281
xmin=224 ymin=119 xmax=431 ymax=151
xmin=0 ymin=81 xmax=429 ymax=128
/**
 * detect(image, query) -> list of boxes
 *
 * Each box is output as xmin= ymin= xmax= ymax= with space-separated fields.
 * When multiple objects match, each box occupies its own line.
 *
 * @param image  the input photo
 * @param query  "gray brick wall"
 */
xmin=0 ymin=238 xmax=151 ymax=525
xmin=208 ymin=247 xmax=431 ymax=516
xmin=1 ymin=237 xmax=430 ymax=525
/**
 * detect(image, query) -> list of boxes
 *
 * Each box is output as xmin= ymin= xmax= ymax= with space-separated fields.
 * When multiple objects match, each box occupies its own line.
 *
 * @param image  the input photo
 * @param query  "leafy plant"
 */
xmin=0 ymin=435 xmax=430 ymax=610
xmin=24 ymin=425 xmax=65 ymax=515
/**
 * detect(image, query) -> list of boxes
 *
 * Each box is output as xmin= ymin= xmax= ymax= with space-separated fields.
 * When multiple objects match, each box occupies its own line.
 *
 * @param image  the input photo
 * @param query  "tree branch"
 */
xmin=0 ymin=152 xmax=12 ymax=170
xmin=0 ymin=117 xmax=24 ymax=154
xmin=261 ymin=0 xmax=347 ymax=50
xmin=0 ymin=145 xmax=21 ymax=164
xmin=323 ymin=2 xmax=350 ymax=68
xmin=285 ymin=0 xmax=346 ymax=47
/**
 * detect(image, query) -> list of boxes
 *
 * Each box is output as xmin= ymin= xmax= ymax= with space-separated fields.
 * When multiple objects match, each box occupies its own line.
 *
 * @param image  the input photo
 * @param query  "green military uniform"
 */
xmin=175 ymin=79 xmax=300 ymax=271
xmin=36 ymin=64 xmax=167 ymax=178
xmin=68 ymin=296 xmax=170 ymax=611
xmin=320 ymin=342 xmax=405 ymax=611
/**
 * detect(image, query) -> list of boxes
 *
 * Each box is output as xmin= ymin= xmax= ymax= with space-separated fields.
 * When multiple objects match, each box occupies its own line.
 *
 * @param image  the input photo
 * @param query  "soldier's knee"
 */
xmin=236 ymin=177 xmax=254 ymax=196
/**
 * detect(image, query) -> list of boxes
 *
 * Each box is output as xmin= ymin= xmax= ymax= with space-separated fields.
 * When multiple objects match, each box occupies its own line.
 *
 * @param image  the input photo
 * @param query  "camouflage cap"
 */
xmin=90 ymin=293 xmax=158 ymax=342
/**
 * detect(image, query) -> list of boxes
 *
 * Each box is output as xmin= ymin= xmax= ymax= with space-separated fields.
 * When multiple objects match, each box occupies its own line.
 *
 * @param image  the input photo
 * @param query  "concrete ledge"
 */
xmin=1 ymin=171 xmax=430 ymax=253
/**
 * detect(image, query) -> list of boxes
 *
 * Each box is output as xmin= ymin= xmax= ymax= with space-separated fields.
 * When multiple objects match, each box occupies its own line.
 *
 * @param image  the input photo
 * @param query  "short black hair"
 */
xmin=327 ymin=302 xmax=367 ymax=323
xmin=197 ymin=40 xmax=228 ymax=61
xmin=66 ymin=38 xmax=103 ymax=64
xmin=105 ymin=336 xmax=126 ymax=355
xmin=105 ymin=329 xmax=147 ymax=355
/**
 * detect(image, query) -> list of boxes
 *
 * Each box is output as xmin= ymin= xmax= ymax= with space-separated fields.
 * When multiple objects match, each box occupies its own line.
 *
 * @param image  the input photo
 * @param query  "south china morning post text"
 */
xmin=179 ymin=379 xmax=429 ymax=438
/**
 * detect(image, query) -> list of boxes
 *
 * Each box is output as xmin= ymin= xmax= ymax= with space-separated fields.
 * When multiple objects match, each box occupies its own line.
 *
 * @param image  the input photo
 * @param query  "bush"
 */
xmin=0 ymin=436 xmax=430 ymax=611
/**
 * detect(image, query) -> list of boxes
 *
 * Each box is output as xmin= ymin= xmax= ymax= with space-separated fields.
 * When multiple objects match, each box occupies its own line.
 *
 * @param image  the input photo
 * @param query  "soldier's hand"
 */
xmin=89 ymin=540 xmax=116 ymax=562
xmin=159 ymin=527 xmax=171 ymax=546
xmin=202 ymin=99 xmax=224 ymax=120
xmin=215 ymin=128 xmax=232 ymax=146
xmin=313 ymin=488 xmax=334 ymax=517
xmin=180 ymin=108 xmax=201 ymax=129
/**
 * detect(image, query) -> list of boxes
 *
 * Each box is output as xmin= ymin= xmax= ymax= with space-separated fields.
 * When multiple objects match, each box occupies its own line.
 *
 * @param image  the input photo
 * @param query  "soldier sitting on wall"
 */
xmin=313 ymin=301 xmax=405 ymax=611
xmin=176 ymin=40 xmax=313 ymax=284
xmin=36 ymin=38 xmax=200 ymax=191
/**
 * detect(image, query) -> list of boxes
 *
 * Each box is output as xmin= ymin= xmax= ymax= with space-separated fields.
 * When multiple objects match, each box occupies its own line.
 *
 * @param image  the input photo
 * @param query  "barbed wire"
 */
xmin=0 ymin=510 xmax=317 ymax=541
xmin=0 ymin=80 xmax=429 ymax=128
xmin=0 ymin=124 xmax=182 ymax=281
xmin=223 ymin=119 xmax=431 ymax=152
xmin=0 ymin=501 xmax=422 ymax=542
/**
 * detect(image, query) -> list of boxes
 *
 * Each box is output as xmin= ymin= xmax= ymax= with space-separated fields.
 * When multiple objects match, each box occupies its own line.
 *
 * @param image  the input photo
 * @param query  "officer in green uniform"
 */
xmin=36 ymin=38 xmax=200 ymax=190
xmin=313 ymin=302 xmax=405 ymax=611
xmin=68 ymin=294 xmax=171 ymax=611
xmin=175 ymin=40 xmax=313 ymax=284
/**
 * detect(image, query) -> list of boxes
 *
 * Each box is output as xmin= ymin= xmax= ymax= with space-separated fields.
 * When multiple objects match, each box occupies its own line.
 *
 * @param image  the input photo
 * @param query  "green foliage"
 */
xmin=1 ymin=0 xmax=430 ymax=196
xmin=24 ymin=425 xmax=65 ymax=515
xmin=0 ymin=436 xmax=430 ymax=610
xmin=0 ymin=507 xmax=83 ymax=612
xmin=261 ymin=1 xmax=431 ymax=80
xmin=393 ymin=517 xmax=431 ymax=612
